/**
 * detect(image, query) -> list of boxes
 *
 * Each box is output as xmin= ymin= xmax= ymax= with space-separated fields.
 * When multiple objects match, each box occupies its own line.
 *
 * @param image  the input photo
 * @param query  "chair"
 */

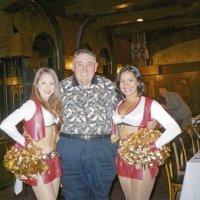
xmin=171 ymin=135 xmax=187 ymax=176
xmin=185 ymin=126 xmax=200 ymax=154
xmin=165 ymin=157 xmax=184 ymax=200
xmin=165 ymin=130 xmax=197 ymax=200
xmin=165 ymin=141 xmax=185 ymax=200
xmin=179 ymin=130 xmax=194 ymax=164
xmin=192 ymin=118 xmax=200 ymax=138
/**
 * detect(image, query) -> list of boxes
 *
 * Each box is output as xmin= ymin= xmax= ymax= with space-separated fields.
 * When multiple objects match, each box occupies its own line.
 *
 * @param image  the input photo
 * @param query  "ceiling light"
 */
xmin=114 ymin=3 xmax=130 ymax=9
xmin=137 ymin=18 xmax=144 ymax=22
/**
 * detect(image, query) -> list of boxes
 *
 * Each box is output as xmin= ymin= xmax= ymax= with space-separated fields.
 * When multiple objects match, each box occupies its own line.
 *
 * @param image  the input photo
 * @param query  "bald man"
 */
xmin=159 ymin=87 xmax=192 ymax=129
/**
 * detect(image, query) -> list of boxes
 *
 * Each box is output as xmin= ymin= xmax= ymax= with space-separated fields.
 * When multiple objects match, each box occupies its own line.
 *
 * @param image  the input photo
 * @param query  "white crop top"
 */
xmin=0 ymin=100 xmax=59 ymax=146
xmin=113 ymin=97 xmax=145 ymax=127
xmin=112 ymin=96 xmax=181 ymax=148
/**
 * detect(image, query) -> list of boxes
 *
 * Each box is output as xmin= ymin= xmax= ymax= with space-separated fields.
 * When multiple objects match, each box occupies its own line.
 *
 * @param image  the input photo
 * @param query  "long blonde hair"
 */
xmin=31 ymin=68 xmax=62 ymax=120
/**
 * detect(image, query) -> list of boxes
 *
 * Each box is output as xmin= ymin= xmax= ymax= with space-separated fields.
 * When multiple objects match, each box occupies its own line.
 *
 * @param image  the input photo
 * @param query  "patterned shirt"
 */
xmin=60 ymin=75 xmax=117 ymax=135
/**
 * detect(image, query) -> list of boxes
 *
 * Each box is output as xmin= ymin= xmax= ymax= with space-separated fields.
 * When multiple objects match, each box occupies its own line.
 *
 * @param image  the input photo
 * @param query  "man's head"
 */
xmin=159 ymin=87 xmax=168 ymax=97
xmin=72 ymin=49 xmax=98 ymax=86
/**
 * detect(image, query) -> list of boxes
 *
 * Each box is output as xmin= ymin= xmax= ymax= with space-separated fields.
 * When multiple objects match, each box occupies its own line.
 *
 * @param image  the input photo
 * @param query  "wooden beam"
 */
xmin=91 ymin=1 xmax=200 ymax=29
xmin=65 ymin=0 xmax=169 ymax=16
xmin=111 ymin=17 xmax=200 ymax=35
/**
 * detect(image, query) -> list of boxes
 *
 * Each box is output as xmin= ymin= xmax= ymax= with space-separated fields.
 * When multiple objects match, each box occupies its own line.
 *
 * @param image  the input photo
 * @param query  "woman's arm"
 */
xmin=151 ymin=100 xmax=181 ymax=148
xmin=0 ymin=100 xmax=36 ymax=146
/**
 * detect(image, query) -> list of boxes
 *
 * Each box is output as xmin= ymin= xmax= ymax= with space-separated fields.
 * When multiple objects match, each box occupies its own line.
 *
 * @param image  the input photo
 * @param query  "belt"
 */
xmin=60 ymin=132 xmax=111 ymax=140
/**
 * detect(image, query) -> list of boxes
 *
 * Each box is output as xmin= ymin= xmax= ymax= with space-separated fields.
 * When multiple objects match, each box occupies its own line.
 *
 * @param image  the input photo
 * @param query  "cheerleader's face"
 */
xmin=37 ymin=73 xmax=55 ymax=101
xmin=119 ymin=71 xmax=139 ymax=97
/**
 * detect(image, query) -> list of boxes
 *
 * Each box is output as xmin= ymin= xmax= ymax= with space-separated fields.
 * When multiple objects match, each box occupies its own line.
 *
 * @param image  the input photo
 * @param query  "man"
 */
xmin=58 ymin=49 xmax=118 ymax=200
xmin=159 ymin=87 xmax=192 ymax=129
xmin=58 ymin=49 xmax=157 ymax=200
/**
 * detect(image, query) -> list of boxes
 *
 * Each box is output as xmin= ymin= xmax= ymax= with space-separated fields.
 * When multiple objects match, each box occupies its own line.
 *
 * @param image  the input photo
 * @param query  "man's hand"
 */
xmin=147 ymin=119 xmax=158 ymax=130
xmin=111 ymin=134 xmax=119 ymax=143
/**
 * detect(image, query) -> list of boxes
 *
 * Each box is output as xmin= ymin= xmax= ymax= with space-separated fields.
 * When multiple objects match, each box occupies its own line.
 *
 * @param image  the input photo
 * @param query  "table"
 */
xmin=180 ymin=151 xmax=200 ymax=200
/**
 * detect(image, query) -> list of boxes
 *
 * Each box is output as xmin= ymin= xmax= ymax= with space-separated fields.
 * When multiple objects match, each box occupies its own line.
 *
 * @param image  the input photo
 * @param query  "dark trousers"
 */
xmin=57 ymin=135 xmax=118 ymax=200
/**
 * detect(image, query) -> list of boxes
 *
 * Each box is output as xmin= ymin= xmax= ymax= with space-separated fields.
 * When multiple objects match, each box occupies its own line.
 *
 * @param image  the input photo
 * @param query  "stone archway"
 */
xmin=99 ymin=48 xmax=111 ymax=78
xmin=30 ymin=32 xmax=57 ymax=70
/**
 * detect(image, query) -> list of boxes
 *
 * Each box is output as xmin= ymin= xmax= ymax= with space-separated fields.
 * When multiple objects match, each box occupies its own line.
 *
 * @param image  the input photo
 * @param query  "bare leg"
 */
xmin=52 ymin=177 xmax=60 ymax=197
xmin=119 ymin=176 xmax=132 ymax=199
xmin=119 ymin=168 xmax=155 ymax=200
xmin=32 ymin=175 xmax=60 ymax=200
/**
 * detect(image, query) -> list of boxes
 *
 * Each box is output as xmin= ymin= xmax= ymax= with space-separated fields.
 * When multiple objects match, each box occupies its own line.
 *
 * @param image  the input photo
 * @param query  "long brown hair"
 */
xmin=31 ymin=68 xmax=62 ymax=120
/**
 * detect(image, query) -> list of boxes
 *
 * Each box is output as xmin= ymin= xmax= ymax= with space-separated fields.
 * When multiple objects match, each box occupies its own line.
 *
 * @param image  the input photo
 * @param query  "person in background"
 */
xmin=0 ymin=68 xmax=62 ymax=200
xmin=159 ymin=87 xmax=192 ymax=129
xmin=112 ymin=66 xmax=181 ymax=200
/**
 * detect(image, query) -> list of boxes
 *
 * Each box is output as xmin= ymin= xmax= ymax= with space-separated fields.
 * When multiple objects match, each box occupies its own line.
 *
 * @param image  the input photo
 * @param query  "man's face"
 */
xmin=159 ymin=88 xmax=167 ymax=97
xmin=72 ymin=53 xmax=98 ymax=86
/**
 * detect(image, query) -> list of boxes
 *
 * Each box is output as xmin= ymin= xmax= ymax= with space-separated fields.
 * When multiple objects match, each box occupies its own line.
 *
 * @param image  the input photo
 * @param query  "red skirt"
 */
xmin=24 ymin=153 xmax=62 ymax=186
xmin=116 ymin=154 xmax=159 ymax=180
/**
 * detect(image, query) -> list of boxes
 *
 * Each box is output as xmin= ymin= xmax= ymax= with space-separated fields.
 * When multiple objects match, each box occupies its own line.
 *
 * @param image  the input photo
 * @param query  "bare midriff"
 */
xmin=118 ymin=124 xmax=138 ymax=140
xmin=25 ymin=125 xmax=58 ymax=154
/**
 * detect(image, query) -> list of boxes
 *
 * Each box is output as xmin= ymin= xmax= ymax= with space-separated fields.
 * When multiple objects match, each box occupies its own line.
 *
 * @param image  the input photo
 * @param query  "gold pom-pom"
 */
xmin=118 ymin=128 xmax=170 ymax=168
xmin=3 ymin=142 xmax=48 ymax=180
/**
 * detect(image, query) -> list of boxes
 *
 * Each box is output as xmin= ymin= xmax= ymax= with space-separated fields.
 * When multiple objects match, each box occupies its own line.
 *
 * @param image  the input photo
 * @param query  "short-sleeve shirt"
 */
xmin=60 ymin=75 xmax=117 ymax=135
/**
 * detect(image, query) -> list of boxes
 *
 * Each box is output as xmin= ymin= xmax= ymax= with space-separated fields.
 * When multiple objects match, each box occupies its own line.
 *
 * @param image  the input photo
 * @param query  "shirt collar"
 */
xmin=72 ymin=75 xmax=98 ymax=87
